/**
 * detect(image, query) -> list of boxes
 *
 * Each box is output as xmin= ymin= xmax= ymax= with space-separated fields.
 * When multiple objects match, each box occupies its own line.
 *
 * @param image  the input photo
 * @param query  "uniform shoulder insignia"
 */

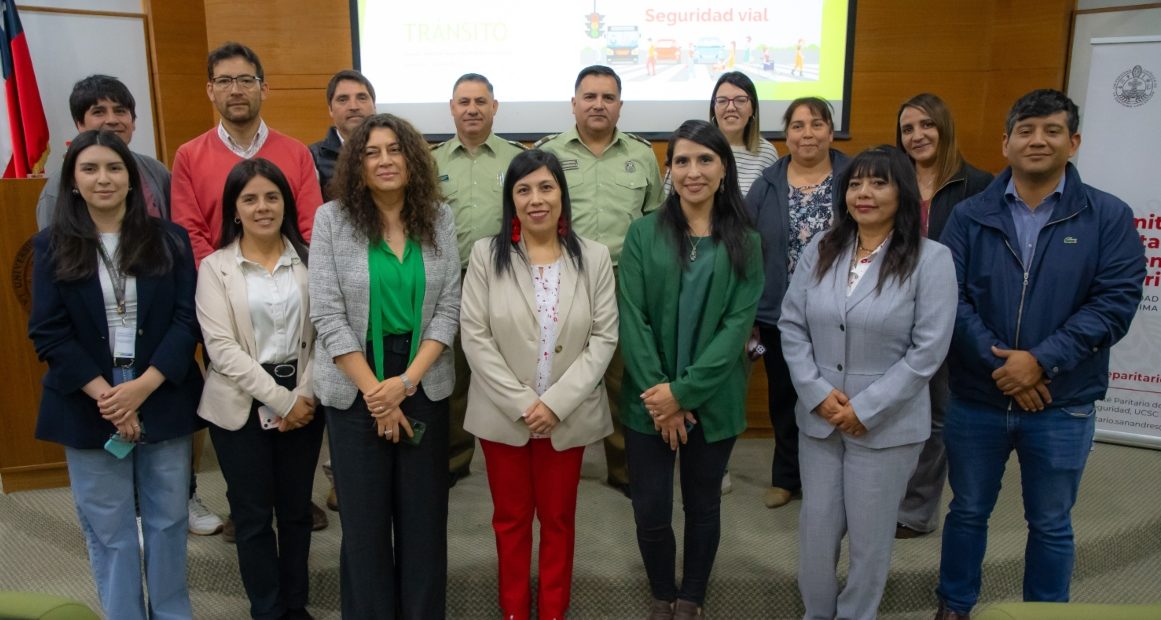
xmin=430 ymin=139 xmax=449 ymax=151
xmin=504 ymin=138 xmax=529 ymax=151
xmin=533 ymin=133 xmax=560 ymax=148
xmin=623 ymin=132 xmax=652 ymax=147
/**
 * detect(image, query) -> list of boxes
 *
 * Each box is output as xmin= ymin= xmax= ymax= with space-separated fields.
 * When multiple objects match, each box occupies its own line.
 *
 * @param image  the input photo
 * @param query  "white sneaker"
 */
xmin=720 ymin=471 xmax=733 ymax=496
xmin=187 ymin=494 xmax=224 ymax=536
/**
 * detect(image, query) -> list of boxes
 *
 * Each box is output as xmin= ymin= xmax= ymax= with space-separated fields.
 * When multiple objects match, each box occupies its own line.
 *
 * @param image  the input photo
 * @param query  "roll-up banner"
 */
xmin=1077 ymin=35 xmax=1161 ymax=449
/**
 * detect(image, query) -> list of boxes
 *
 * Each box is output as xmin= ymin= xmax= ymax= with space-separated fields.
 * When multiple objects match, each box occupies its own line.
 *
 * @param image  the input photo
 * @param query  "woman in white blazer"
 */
xmin=195 ymin=159 xmax=320 ymax=620
xmin=460 ymin=149 xmax=618 ymax=620
xmin=779 ymin=146 xmax=957 ymax=620
xmin=309 ymin=114 xmax=460 ymax=620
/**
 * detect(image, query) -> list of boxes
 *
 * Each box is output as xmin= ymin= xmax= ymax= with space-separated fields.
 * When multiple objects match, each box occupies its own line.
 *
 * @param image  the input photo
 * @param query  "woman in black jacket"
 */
xmin=893 ymin=93 xmax=993 ymax=539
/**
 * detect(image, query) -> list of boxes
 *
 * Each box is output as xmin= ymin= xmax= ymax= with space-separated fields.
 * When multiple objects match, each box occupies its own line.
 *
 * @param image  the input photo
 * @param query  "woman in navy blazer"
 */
xmin=28 ymin=130 xmax=203 ymax=620
xmin=779 ymin=146 xmax=956 ymax=620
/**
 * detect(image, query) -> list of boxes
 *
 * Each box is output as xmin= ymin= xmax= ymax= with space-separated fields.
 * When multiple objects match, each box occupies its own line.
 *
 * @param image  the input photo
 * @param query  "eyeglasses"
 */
xmin=211 ymin=75 xmax=262 ymax=91
xmin=714 ymin=95 xmax=752 ymax=108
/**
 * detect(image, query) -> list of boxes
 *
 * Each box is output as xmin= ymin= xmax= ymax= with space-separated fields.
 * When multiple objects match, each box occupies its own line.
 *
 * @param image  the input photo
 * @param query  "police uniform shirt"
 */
xmin=536 ymin=127 xmax=664 ymax=265
xmin=432 ymin=132 xmax=526 ymax=268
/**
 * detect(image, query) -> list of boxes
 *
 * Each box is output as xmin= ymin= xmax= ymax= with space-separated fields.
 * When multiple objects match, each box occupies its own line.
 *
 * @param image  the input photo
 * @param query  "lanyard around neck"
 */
xmin=97 ymin=238 xmax=127 ymax=319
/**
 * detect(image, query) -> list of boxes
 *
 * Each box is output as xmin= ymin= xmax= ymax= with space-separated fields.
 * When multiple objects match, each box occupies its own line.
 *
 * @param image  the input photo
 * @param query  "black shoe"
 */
xmin=448 ymin=469 xmax=470 ymax=488
xmin=284 ymin=609 xmax=315 ymax=620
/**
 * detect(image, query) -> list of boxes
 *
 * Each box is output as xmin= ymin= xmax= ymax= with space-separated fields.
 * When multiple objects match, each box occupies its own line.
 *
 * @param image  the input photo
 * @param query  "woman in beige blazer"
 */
xmin=461 ymin=149 xmax=618 ymax=620
xmin=195 ymin=159 xmax=320 ymax=620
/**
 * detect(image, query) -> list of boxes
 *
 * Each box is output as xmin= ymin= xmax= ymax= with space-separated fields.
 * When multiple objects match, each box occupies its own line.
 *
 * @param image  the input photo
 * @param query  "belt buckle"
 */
xmin=272 ymin=363 xmax=296 ymax=378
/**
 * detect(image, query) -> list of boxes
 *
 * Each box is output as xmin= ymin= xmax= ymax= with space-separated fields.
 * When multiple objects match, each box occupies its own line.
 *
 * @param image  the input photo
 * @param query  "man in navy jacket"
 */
xmin=934 ymin=89 xmax=1145 ymax=619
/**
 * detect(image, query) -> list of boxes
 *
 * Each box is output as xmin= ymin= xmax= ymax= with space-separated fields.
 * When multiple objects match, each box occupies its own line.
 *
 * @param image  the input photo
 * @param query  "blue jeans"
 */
xmin=937 ymin=397 xmax=1096 ymax=614
xmin=66 ymin=435 xmax=194 ymax=620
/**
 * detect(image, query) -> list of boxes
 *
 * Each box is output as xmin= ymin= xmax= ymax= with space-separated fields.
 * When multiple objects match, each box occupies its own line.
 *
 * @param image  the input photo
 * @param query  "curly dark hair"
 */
xmin=330 ymin=113 xmax=443 ymax=247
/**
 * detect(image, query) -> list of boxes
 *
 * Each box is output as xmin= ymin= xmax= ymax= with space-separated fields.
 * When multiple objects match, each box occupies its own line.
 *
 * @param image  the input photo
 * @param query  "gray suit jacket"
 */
xmin=779 ymin=235 xmax=956 ymax=449
xmin=309 ymin=200 xmax=461 ymax=409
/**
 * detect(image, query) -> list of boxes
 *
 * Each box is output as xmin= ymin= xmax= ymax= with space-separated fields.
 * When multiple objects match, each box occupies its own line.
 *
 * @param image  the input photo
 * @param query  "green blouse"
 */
xmin=676 ymin=238 xmax=716 ymax=372
xmin=368 ymin=237 xmax=425 ymax=378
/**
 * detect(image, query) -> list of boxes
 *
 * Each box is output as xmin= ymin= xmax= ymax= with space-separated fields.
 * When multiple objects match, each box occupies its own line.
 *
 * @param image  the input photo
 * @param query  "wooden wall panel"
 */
xmin=202 ymin=0 xmax=352 ymax=146
xmin=201 ymin=0 xmax=1078 ymax=435
xmin=0 ymin=179 xmax=67 ymax=493
xmin=147 ymin=0 xmax=213 ymax=165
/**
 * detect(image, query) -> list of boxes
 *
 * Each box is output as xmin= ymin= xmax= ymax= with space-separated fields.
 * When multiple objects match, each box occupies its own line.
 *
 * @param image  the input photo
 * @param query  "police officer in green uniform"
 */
xmin=537 ymin=65 xmax=664 ymax=496
xmin=432 ymin=73 xmax=526 ymax=484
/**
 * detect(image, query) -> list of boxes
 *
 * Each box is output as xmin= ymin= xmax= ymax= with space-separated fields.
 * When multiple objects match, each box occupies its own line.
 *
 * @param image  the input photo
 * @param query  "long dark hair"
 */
xmin=50 ymin=129 xmax=172 ymax=281
xmin=709 ymin=71 xmax=761 ymax=152
xmin=815 ymin=146 xmax=922 ymax=292
xmin=219 ymin=158 xmax=309 ymax=265
xmin=492 ymin=149 xmax=584 ymax=277
xmin=659 ymin=120 xmax=755 ymax=278
xmin=895 ymin=93 xmax=964 ymax=190
xmin=330 ymin=113 xmax=443 ymax=247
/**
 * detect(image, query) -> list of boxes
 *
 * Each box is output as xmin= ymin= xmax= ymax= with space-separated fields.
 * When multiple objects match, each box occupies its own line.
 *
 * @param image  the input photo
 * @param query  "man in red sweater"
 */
xmin=172 ymin=41 xmax=323 ymax=267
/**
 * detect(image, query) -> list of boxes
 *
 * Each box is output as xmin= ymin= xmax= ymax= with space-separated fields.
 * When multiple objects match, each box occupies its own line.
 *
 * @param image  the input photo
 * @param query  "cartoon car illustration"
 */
xmin=693 ymin=37 xmax=727 ymax=64
xmin=604 ymin=25 xmax=640 ymax=63
xmin=654 ymin=38 xmax=681 ymax=63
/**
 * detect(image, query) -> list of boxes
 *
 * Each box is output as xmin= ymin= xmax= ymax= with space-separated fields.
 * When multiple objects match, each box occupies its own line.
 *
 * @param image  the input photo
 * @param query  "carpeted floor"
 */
xmin=2 ymin=438 xmax=1159 ymax=619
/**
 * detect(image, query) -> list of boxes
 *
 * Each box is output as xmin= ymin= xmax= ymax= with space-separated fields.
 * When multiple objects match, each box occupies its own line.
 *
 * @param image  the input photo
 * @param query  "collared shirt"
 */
xmin=431 ymin=132 xmax=525 ymax=268
xmin=217 ymin=120 xmax=270 ymax=160
xmin=537 ymin=127 xmax=664 ymax=265
xmin=236 ymin=241 xmax=302 ymax=366
xmin=1005 ymin=174 xmax=1066 ymax=268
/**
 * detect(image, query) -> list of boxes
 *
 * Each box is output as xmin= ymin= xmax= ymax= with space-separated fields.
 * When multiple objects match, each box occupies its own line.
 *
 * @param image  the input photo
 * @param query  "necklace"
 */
xmin=686 ymin=233 xmax=705 ymax=262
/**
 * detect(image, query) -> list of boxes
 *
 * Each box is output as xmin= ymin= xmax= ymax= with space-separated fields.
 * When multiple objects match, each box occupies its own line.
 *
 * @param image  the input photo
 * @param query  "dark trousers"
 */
xmin=448 ymin=329 xmax=476 ymax=476
xmin=626 ymin=427 xmax=737 ymax=605
xmin=209 ymin=372 xmax=324 ymax=620
xmin=760 ymin=324 xmax=800 ymax=491
xmin=603 ymin=345 xmax=630 ymax=486
xmin=327 ymin=336 xmax=450 ymax=620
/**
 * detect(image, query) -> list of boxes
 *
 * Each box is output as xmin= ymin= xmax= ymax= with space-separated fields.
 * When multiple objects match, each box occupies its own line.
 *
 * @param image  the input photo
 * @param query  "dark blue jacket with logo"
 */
xmin=939 ymin=162 xmax=1145 ymax=410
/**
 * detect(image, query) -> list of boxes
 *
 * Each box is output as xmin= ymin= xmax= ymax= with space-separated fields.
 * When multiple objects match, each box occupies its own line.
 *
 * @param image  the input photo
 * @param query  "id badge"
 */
xmin=113 ymin=326 xmax=136 ymax=359
xmin=112 ymin=365 xmax=136 ymax=385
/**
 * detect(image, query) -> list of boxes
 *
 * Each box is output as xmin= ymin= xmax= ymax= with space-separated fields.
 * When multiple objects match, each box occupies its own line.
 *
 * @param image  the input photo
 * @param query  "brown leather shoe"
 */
xmin=647 ymin=599 xmax=673 ymax=620
xmin=672 ymin=600 xmax=702 ymax=619
xmin=310 ymin=501 xmax=328 ymax=531
xmin=933 ymin=600 xmax=970 ymax=619
xmin=326 ymin=486 xmax=338 ymax=512
xmin=895 ymin=523 xmax=930 ymax=539
xmin=764 ymin=486 xmax=800 ymax=508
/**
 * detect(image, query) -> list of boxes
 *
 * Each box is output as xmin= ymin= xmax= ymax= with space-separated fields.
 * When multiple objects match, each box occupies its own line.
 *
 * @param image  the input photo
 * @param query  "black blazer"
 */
xmin=28 ymin=222 xmax=204 ymax=449
xmin=927 ymin=161 xmax=993 ymax=242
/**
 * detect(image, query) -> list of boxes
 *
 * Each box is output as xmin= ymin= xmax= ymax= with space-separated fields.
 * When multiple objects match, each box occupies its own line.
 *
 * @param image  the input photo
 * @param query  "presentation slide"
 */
xmin=353 ymin=0 xmax=854 ymax=139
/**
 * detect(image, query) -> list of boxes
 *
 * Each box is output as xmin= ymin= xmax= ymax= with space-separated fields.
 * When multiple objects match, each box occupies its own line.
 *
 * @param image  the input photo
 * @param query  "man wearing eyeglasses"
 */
xmin=172 ymin=41 xmax=323 ymax=267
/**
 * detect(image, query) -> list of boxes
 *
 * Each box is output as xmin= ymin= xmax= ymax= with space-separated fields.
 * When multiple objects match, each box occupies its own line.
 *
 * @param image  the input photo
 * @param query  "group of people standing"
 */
xmin=27 ymin=39 xmax=1144 ymax=620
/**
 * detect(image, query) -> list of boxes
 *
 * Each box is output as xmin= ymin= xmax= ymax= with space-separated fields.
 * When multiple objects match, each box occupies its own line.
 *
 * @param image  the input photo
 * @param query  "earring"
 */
xmin=234 ymin=217 xmax=241 ymax=224
xmin=557 ymin=217 xmax=568 ymax=237
xmin=71 ymin=188 xmax=80 ymax=195
xmin=510 ymin=218 xmax=521 ymax=243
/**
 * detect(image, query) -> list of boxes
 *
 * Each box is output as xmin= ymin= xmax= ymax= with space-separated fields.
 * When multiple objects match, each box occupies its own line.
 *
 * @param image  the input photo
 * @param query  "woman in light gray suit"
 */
xmin=461 ymin=149 xmax=618 ymax=620
xmin=309 ymin=114 xmax=460 ymax=620
xmin=779 ymin=146 xmax=956 ymax=620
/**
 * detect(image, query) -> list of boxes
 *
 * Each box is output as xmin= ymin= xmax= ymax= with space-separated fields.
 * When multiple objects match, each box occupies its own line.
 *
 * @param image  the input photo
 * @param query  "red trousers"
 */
xmin=480 ymin=438 xmax=585 ymax=620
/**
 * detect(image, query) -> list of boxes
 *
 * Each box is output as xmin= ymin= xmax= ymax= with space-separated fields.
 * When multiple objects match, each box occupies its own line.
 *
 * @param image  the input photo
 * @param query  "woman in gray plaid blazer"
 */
xmin=309 ymin=114 xmax=460 ymax=620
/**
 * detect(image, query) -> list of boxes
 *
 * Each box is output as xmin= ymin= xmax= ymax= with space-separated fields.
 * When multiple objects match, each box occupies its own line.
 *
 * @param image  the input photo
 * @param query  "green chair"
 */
xmin=0 ymin=592 xmax=100 ymax=620
xmin=976 ymin=601 xmax=1161 ymax=620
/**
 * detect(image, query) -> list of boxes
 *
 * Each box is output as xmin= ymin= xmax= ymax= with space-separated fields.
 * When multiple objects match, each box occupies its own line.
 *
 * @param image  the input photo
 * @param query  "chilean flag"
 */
xmin=1 ymin=1 xmax=49 ymax=178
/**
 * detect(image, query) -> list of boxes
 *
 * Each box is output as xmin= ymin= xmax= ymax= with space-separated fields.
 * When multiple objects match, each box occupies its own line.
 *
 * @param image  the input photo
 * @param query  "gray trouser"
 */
xmin=896 ymin=362 xmax=950 ymax=532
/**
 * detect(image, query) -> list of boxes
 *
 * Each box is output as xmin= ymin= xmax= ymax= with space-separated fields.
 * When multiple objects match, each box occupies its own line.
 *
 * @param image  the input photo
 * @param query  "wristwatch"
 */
xmin=399 ymin=373 xmax=418 ymax=397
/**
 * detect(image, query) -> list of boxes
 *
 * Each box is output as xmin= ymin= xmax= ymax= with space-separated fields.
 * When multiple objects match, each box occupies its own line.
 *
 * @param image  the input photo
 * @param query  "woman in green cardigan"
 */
xmin=618 ymin=119 xmax=764 ymax=620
